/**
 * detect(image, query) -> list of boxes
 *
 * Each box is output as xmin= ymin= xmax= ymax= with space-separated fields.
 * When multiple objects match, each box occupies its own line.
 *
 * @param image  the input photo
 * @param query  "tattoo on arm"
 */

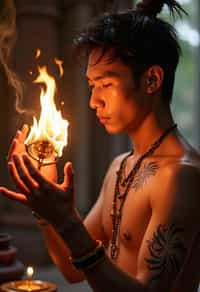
xmin=145 ymin=224 xmax=186 ymax=282
xmin=131 ymin=161 xmax=159 ymax=191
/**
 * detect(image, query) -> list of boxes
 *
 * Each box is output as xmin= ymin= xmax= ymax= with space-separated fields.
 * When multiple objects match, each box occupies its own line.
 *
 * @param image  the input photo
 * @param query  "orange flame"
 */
xmin=35 ymin=49 xmax=41 ymax=59
xmin=55 ymin=58 xmax=64 ymax=77
xmin=25 ymin=66 xmax=68 ymax=158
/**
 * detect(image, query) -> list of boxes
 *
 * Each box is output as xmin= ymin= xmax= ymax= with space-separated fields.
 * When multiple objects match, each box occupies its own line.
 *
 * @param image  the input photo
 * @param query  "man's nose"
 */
xmin=89 ymin=88 xmax=104 ymax=109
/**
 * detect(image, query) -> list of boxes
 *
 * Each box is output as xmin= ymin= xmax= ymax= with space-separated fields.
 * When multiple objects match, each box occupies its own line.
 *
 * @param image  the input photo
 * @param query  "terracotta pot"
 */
xmin=0 ymin=233 xmax=24 ymax=284
xmin=0 ymin=234 xmax=11 ymax=250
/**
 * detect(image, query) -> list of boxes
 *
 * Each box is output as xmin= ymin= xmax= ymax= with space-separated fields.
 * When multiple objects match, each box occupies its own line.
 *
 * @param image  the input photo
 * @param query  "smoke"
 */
xmin=0 ymin=0 xmax=34 ymax=116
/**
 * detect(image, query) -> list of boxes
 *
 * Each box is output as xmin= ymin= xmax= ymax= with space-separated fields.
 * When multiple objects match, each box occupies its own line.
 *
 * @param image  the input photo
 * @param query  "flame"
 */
xmin=55 ymin=58 xmax=64 ymax=77
xmin=25 ymin=66 xmax=68 ymax=158
xmin=26 ymin=266 xmax=34 ymax=278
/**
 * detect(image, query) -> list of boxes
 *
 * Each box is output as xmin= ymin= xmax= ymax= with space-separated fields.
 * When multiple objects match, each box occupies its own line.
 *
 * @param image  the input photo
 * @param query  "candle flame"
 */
xmin=25 ymin=66 xmax=68 ymax=158
xmin=27 ymin=266 xmax=34 ymax=278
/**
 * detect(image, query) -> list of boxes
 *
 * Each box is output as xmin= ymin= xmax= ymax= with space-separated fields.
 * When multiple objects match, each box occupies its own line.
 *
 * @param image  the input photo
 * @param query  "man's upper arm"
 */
xmin=136 ymin=164 xmax=200 ymax=292
xmin=83 ymin=157 xmax=118 ymax=243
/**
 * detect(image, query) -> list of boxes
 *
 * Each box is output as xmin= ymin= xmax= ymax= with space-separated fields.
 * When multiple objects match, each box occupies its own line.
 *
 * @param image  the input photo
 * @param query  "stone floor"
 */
xmin=36 ymin=265 xmax=92 ymax=292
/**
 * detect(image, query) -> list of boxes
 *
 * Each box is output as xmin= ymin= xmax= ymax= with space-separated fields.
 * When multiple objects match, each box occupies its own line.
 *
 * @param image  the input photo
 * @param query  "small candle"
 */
xmin=25 ymin=266 xmax=34 ymax=291
xmin=14 ymin=280 xmax=45 ymax=291
xmin=0 ymin=266 xmax=57 ymax=292
xmin=0 ymin=280 xmax=57 ymax=292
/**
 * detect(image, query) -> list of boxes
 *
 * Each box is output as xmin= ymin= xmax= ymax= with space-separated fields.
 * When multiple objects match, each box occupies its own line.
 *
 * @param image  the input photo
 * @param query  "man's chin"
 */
xmin=104 ymin=125 xmax=123 ymax=135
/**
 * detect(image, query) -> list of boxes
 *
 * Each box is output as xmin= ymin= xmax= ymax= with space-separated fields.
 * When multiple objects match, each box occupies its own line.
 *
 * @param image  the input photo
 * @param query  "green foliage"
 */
xmin=161 ymin=0 xmax=198 ymax=144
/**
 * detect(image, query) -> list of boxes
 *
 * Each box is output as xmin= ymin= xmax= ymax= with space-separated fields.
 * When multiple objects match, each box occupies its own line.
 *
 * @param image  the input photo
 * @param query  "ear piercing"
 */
xmin=148 ymin=75 xmax=157 ymax=85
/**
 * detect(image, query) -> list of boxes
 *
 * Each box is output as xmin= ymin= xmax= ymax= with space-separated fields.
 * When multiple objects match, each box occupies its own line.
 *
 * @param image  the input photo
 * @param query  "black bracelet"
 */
xmin=69 ymin=240 xmax=106 ymax=270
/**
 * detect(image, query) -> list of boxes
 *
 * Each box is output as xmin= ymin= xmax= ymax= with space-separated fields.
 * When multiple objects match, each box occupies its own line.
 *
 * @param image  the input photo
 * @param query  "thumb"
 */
xmin=62 ymin=162 xmax=74 ymax=190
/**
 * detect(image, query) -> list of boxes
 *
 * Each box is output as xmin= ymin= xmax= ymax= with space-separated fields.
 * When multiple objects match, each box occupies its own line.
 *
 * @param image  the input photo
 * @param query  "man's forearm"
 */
xmin=85 ymin=255 xmax=147 ymax=292
xmin=39 ymin=223 xmax=85 ymax=283
xmin=59 ymin=213 xmax=147 ymax=292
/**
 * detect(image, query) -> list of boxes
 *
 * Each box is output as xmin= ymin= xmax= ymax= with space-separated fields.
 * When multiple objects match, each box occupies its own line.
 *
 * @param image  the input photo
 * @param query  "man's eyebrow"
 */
xmin=86 ymin=71 xmax=120 ymax=81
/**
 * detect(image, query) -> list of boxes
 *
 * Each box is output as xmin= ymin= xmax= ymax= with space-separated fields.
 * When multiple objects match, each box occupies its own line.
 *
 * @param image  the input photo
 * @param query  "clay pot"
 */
xmin=0 ymin=233 xmax=24 ymax=284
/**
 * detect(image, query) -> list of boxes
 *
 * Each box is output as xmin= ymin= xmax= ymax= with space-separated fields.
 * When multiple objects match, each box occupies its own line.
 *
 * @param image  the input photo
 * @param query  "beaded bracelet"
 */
xmin=69 ymin=240 xmax=106 ymax=270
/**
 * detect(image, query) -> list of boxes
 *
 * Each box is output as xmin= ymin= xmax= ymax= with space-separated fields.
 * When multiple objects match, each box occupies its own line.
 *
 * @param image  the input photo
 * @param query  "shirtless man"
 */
xmin=1 ymin=0 xmax=200 ymax=291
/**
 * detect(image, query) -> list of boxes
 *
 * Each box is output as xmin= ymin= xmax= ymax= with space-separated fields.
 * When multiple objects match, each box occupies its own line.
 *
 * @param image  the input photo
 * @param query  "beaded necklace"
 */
xmin=110 ymin=124 xmax=177 ymax=260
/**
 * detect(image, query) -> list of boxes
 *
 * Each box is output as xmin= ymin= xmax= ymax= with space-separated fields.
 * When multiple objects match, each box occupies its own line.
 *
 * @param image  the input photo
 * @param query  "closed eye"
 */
xmin=88 ymin=84 xmax=94 ymax=90
xmin=102 ymin=83 xmax=112 ymax=88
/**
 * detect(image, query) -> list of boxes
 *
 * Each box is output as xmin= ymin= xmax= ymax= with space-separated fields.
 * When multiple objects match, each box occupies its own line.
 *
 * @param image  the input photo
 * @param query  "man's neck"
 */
xmin=128 ymin=106 xmax=176 ymax=157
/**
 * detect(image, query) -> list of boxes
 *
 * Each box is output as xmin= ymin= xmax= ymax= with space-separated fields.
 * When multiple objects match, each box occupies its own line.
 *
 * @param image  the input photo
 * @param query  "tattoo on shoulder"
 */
xmin=145 ymin=224 xmax=186 ymax=282
xmin=131 ymin=161 xmax=159 ymax=191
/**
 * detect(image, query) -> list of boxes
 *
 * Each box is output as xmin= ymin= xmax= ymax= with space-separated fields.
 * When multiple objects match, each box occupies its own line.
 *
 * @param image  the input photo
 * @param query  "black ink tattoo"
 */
xmin=145 ymin=224 xmax=186 ymax=282
xmin=131 ymin=161 xmax=159 ymax=191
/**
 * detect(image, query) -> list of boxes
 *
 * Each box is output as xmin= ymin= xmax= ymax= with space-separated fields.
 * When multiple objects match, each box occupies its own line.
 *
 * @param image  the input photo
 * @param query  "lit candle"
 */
xmin=0 ymin=266 xmax=57 ymax=292
xmin=26 ymin=266 xmax=34 ymax=291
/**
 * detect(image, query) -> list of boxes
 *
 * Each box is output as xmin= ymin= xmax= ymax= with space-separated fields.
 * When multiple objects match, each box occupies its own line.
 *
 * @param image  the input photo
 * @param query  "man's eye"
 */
xmin=102 ymin=83 xmax=112 ymax=88
xmin=89 ymin=84 xmax=94 ymax=90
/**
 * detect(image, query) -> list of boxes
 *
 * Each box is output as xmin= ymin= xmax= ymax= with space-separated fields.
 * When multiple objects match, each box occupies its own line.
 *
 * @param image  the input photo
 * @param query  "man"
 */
xmin=1 ymin=0 xmax=200 ymax=291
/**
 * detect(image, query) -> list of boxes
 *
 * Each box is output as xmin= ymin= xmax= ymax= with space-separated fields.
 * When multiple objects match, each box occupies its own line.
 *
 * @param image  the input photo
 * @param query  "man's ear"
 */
xmin=146 ymin=66 xmax=164 ymax=94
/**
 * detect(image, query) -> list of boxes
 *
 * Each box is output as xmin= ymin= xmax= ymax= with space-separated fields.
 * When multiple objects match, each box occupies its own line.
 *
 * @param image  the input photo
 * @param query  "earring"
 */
xmin=147 ymin=74 xmax=157 ymax=94
xmin=148 ymin=75 xmax=157 ymax=85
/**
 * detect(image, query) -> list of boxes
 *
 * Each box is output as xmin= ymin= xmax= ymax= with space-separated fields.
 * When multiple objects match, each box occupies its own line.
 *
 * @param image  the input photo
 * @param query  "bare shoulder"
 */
xmin=150 ymin=159 xmax=200 ymax=221
xmin=159 ymin=159 xmax=200 ymax=189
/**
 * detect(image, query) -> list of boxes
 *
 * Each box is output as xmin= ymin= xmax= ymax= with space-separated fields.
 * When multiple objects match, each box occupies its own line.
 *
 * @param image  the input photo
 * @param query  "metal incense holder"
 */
xmin=25 ymin=140 xmax=59 ymax=170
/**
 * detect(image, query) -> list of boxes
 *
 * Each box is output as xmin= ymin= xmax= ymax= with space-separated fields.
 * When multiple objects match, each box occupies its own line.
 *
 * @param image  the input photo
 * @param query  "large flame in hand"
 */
xmin=25 ymin=66 xmax=68 ymax=158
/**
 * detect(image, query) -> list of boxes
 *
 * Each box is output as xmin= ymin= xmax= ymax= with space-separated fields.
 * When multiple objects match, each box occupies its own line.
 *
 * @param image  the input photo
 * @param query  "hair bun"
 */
xmin=136 ymin=0 xmax=187 ymax=17
xmin=136 ymin=0 xmax=163 ymax=16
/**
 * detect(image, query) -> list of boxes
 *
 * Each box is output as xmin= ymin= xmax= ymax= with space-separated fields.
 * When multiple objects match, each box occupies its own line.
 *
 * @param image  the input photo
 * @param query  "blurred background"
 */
xmin=0 ymin=0 xmax=199 ymax=290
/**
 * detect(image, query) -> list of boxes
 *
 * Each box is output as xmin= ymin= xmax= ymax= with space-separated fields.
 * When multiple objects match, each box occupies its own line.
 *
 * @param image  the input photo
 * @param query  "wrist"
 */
xmin=69 ymin=240 xmax=106 ymax=271
xmin=55 ymin=211 xmax=97 ymax=258
xmin=32 ymin=211 xmax=49 ymax=227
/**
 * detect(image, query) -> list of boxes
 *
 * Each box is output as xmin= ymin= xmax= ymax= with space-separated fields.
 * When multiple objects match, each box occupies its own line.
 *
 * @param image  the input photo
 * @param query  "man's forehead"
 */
xmin=88 ymin=48 xmax=114 ymax=66
xmin=87 ymin=48 xmax=127 ymax=78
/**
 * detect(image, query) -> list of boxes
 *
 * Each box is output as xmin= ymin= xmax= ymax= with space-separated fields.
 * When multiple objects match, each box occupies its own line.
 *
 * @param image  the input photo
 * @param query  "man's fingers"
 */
xmin=22 ymin=154 xmax=54 ymax=190
xmin=19 ymin=124 xmax=29 ymax=143
xmin=7 ymin=125 xmax=29 ymax=161
xmin=7 ymin=139 xmax=18 ymax=161
xmin=8 ymin=161 xmax=31 ymax=195
xmin=0 ymin=187 xmax=28 ymax=204
xmin=12 ymin=155 xmax=39 ymax=191
xmin=62 ymin=162 xmax=74 ymax=190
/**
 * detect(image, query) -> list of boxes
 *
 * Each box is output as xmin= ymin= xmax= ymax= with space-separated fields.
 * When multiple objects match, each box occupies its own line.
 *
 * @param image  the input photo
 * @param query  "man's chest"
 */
xmin=102 ymin=175 xmax=152 ymax=250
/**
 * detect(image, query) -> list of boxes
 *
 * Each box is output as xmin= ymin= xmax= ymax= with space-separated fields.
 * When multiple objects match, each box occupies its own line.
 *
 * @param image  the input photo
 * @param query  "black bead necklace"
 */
xmin=110 ymin=124 xmax=177 ymax=260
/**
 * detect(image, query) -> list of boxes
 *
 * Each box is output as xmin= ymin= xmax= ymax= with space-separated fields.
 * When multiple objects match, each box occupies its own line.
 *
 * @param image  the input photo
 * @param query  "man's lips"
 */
xmin=97 ymin=115 xmax=110 ymax=123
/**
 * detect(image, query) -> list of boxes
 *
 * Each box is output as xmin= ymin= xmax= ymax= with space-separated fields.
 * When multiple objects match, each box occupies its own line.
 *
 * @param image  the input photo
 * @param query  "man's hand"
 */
xmin=7 ymin=124 xmax=29 ymax=161
xmin=8 ymin=124 xmax=57 ymax=182
xmin=0 ymin=124 xmax=57 ymax=205
xmin=0 ymin=153 xmax=75 ymax=228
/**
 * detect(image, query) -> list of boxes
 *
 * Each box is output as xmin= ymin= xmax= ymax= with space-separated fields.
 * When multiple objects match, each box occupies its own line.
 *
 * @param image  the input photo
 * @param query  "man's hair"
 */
xmin=74 ymin=0 xmax=187 ymax=104
xmin=0 ymin=0 xmax=22 ymax=107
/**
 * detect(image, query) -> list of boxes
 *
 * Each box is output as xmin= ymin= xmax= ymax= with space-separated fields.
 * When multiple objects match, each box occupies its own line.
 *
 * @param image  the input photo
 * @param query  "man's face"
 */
xmin=86 ymin=48 xmax=151 ymax=135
